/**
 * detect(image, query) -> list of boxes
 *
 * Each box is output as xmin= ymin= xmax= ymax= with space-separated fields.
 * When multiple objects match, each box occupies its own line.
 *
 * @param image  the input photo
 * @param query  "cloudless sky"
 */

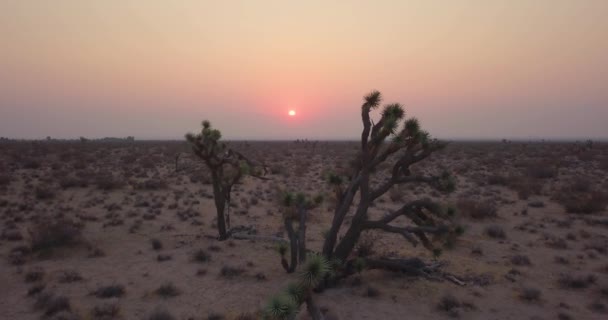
xmin=1 ymin=1 xmax=607 ymax=140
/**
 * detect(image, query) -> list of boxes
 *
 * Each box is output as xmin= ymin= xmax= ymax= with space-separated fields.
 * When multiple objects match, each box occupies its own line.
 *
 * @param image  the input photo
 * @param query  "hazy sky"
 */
xmin=1 ymin=1 xmax=607 ymax=140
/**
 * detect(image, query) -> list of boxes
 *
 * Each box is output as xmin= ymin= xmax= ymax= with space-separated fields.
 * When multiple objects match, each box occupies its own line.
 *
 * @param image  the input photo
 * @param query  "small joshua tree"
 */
xmin=186 ymin=120 xmax=266 ymax=240
xmin=265 ymin=254 xmax=330 ymax=320
xmin=278 ymin=192 xmax=323 ymax=273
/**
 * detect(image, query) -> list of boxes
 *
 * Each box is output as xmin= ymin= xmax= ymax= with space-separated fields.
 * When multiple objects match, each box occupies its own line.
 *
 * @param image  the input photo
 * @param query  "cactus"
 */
xmin=186 ymin=120 xmax=266 ymax=240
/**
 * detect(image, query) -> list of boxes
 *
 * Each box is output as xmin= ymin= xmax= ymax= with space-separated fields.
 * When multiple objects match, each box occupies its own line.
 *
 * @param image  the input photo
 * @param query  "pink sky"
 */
xmin=1 ymin=1 xmax=607 ymax=140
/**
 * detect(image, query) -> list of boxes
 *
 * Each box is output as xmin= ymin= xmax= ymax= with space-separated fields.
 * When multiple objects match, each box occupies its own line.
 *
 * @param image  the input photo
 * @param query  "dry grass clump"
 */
xmin=35 ymin=185 xmax=56 ymax=200
xmin=519 ymin=287 xmax=542 ymax=302
xmin=485 ymin=225 xmax=506 ymax=239
xmin=34 ymin=292 xmax=71 ymax=317
xmin=91 ymin=303 xmax=121 ymax=320
xmin=558 ymin=274 xmax=596 ymax=289
xmin=192 ymin=249 xmax=211 ymax=263
xmin=95 ymin=173 xmax=125 ymax=190
xmin=155 ymin=282 xmax=180 ymax=298
xmin=29 ymin=218 xmax=84 ymax=253
xmin=93 ymin=284 xmax=125 ymax=298
xmin=219 ymin=265 xmax=245 ymax=279
xmin=554 ymin=178 xmax=608 ymax=214
xmin=456 ymin=199 xmax=497 ymax=219
xmin=525 ymin=160 xmax=559 ymax=179
xmin=508 ymin=176 xmax=543 ymax=200
xmin=147 ymin=307 xmax=175 ymax=320
xmin=436 ymin=294 xmax=460 ymax=317
xmin=134 ymin=178 xmax=167 ymax=190
xmin=0 ymin=173 xmax=11 ymax=186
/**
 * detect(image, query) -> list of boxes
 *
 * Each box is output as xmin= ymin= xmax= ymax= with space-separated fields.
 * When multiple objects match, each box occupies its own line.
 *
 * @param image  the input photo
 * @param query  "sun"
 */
xmin=288 ymin=110 xmax=296 ymax=117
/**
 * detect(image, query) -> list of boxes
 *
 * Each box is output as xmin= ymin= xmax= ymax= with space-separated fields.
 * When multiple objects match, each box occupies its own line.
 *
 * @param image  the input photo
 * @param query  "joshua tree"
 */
xmin=320 ymin=90 xmax=457 ymax=269
xmin=265 ymin=90 xmax=459 ymax=319
xmin=278 ymin=192 xmax=323 ymax=273
xmin=186 ymin=120 xmax=266 ymax=240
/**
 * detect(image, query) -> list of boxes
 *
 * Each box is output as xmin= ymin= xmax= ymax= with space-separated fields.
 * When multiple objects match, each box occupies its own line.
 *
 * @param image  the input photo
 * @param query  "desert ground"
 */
xmin=0 ymin=139 xmax=607 ymax=320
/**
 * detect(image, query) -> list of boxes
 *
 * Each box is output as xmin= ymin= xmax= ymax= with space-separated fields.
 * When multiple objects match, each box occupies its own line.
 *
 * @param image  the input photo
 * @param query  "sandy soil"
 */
xmin=0 ymin=140 xmax=607 ymax=320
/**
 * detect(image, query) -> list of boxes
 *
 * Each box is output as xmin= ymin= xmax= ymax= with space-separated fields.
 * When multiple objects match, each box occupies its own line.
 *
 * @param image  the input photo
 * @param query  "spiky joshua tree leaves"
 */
xmin=265 ymin=254 xmax=330 ymax=320
xmin=186 ymin=120 xmax=267 ymax=240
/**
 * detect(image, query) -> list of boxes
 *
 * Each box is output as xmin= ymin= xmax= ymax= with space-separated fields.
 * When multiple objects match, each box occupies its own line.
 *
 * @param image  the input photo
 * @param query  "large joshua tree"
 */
xmin=186 ymin=120 xmax=266 ymax=240
xmin=264 ymin=90 xmax=459 ymax=320
xmin=321 ymin=90 xmax=456 ymax=266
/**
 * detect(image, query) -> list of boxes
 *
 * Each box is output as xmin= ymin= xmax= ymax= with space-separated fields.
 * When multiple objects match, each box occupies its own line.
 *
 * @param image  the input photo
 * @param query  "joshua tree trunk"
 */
xmin=211 ymin=172 xmax=228 ymax=240
xmin=284 ymin=216 xmax=298 ymax=273
xmin=298 ymin=206 xmax=307 ymax=263
xmin=305 ymin=296 xmax=325 ymax=320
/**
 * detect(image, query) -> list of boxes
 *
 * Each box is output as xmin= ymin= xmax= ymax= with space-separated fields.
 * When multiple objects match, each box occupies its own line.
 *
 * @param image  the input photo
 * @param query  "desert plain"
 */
xmin=0 ymin=139 xmax=607 ymax=320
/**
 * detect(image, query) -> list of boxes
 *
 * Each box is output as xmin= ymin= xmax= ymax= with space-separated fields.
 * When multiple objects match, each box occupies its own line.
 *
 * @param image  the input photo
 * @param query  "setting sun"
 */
xmin=288 ymin=110 xmax=296 ymax=117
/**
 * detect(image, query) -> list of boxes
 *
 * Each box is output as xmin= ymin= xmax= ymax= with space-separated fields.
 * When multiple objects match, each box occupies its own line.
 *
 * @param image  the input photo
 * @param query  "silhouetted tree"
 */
xmin=265 ymin=90 xmax=461 ymax=319
xmin=186 ymin=120 xmax=267 ymax=240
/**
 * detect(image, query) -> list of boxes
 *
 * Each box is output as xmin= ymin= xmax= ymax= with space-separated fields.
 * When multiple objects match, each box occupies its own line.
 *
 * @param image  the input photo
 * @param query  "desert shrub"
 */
xmin=389 ymin=186 xmax=405 ymax=202
xmin=155 ymin=282 xmax=180 ymax=298
xmin=93 ymin=285 xmax=125 ymax=298
xmin=558 ymin=274 xmax=596 ymax=289
xmin=147 ymin=308 xmax=174 ymax=320
xmin=3 ymin=229 xmax=23 ymax=241
xmin=510 ymin=255 xmax=531 ymax=266
xmin=23 ymin=158 xmax=41 ymax=169
xmin=485 ymin=225 xmax=506 ymax=239
xmin=34 ymin=293 xmax=71 ymax=317
xmin=519 ymin=287 xmax=542 ymax=302
xmin=219 ymin=265 xmax=245 ymax=279
xmin=35 ymin=185 xmax=55 ymax=200
xmin=234 ymin=313 xmax=256 ymax=320
xmin=508 ymin=176 xmax=543 ymax=200
xmin=0 ymin=174 xmax=10 ymax=186
xmin=27 ymin=284 xmax=46 ymax=296
xmin=134 ymin=178 xmax=167 ymax=190
xmin=487 ymin=174 xmax=508 ymax=186
xmin=355 ymin=233 xmax=377 ymax=258
xmin=151 ymin=238 xmax=162 ymax=251
xmin=157 ymin=254 xmax=172 ymax=262
xmin=25 ymin=268 xmax=45 ymax=282
xmin=91 ymin=303 xmax=120 ymax=319
xmin=192 ymin=249 xmax=211 ymax=263
xmin=95 ymin=174 xmax=124 ymax=191
xmin=59 ymin=176 xmax=88 ymax=189
xmin=207 ymin=313 xmax=225 ymax=320
xmin=456 ymin=199 xmax=497 ymax=219
xmin=364 ymin=286 xmax=381 ymax=297
xmin=554 ymin=179 xmax=608 ymax=214
xmin=600 ymin=157 xmax=608 ymax=171
xmin=29 ymin=218 xmax=83 ymax=253
xmin=58 ymin=270 xmax=83 ymax=283
xmin=526 ymin=161 xmax=558 ymax=179
xmin=437 ymin=294 xmax=460 ymax=317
